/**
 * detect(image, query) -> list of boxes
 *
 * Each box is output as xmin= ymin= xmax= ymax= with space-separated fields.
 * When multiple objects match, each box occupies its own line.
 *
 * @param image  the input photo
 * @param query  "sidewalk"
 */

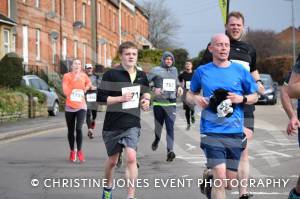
xmin=0 ymin=113 xmax=66 ymax=141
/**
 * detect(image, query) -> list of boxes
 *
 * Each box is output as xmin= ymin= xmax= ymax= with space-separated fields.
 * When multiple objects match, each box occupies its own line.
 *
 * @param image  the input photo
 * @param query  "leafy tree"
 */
xmin=0 ymin=53 xmax=23 ymax=88
xmin=171 ymin=48 xmax=189 ymax=71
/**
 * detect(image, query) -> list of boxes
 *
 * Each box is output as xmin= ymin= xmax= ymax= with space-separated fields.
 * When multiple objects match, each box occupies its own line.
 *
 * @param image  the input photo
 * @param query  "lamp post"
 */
xmin=285 ymin=0 xmax=296 ymax=65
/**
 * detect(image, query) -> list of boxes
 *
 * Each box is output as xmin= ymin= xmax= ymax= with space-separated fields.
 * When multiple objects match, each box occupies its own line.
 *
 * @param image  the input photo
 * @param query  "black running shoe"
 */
xmin=200 ymin=168 xmax=213 ymax=199
xmin=151 ymin=139 xmax=159 ymax=151
xmin=166 ymin=151 xmax=176 ymax=162
xmin=239 ymin=193 xmax=253 ymax=199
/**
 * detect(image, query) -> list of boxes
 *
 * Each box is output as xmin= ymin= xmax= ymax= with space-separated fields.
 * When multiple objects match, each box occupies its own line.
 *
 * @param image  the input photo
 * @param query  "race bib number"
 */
xmin=231 ymin=59 xmax=250 ymax=72
xmin=122 ymin=86 xmax=140 ymax=109
xmin=86 ymin=93 xmax=97 ymax=102
xmin=163 ymin=79 xmax=176 ymax=91
xmin=186 ymin=81 xmax=191 ymax=90
xmin=70 ymin=89 xmax=84 ymax=102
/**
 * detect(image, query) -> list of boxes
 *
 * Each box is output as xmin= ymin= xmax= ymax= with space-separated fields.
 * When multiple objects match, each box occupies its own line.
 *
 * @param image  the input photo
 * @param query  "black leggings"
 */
xmin=86 ymin=109 xmax=97 ymax=129
xmin=184 ymin=104 xmax=194 ymax=125
xmin=65 ymin=110 xmax=86 ymax=151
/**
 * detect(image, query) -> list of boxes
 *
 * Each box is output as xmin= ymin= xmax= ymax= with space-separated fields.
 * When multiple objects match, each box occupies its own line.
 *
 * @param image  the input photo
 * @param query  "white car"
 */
xmin=21 ymin=75 xmax=60 ymax=116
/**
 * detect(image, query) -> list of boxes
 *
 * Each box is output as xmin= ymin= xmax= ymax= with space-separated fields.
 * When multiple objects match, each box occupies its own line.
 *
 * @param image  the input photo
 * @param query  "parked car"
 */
xmin=257 ymin=74 xmax=278 ymax=105
xmin=21 ymin=75 xmax=59 ymax=116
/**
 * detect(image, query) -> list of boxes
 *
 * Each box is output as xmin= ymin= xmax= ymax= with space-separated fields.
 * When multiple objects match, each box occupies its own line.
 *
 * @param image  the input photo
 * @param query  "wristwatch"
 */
xmin=242 ymin=95 xmax=248 ymax=104
xmin=256 ymin=79 xmax=263 ymax=85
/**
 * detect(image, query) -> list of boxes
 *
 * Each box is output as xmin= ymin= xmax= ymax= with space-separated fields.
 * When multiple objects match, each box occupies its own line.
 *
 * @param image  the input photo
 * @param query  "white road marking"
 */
xmin=185 ymin=143 xmax=196 ymax=151
xmin=231 ymin=191 xmax=289 ymax=195
xmin=255 ymin=150 xmax=292 ymax=158
xmin=264 ymin=140 xmax=298 ymax=146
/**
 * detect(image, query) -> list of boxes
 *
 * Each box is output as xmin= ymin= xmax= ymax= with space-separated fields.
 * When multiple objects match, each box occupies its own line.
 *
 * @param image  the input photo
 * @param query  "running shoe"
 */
xmin=77 ymin=150 xmax=85 ymax=162
xmin=166 ymin=151 xmax=176 ymax=162
xmin=191 ymin=116 xmax=195 ymax=123
xmin=200 ymin=168 xmax=213 ymax=199
xmin=88 ymin=130 xmax=94 ymax=139
xmin=69 ymin=150 xmax=76 ymax=162
xmin=151 ymin=139 xmax=159 ymax=151
xmin=186 ymin=124 xmax=191 ymax=130
xmin=239 ymin=193 xmax=253 ymax=199
xmin=102 ymin=188 xmax=112 ymax=199
xmin=288 ymin=188 xmax=300 ymax=199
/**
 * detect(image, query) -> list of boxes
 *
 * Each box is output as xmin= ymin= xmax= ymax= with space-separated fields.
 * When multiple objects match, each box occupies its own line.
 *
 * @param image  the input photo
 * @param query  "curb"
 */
xmin=0 ymin=123 xmax=65 ymax=141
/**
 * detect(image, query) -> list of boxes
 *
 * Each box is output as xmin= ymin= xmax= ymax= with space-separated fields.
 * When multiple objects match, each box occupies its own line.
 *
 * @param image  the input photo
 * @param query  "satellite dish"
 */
xmin=73 ymin=21 xmax=83 ymax=29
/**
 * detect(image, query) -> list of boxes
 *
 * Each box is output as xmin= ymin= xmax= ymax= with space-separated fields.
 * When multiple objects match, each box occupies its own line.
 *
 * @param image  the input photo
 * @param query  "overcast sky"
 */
xmin=137 ymin=0 xmax=300 ymax=58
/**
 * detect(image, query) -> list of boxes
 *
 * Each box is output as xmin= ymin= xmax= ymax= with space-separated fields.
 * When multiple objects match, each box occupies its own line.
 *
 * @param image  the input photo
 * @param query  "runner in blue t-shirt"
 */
xmin=187 ymin=33 xmax=258 ymax=199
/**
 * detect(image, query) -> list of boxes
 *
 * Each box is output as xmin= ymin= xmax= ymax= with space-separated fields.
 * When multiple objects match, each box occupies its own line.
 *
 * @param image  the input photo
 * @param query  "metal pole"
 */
xmin=285 ymin=0 xmax=296 ymax=65
xmin=119 ymin=0 xmax=122 ymax=45
xmin=291 ymin=0 xmax=296 ymax=65
xmin=227 ymin=0 xmax=230 ymax=22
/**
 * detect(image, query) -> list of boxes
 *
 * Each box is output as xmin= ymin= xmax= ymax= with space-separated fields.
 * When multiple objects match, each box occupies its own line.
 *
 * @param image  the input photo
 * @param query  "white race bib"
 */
xmin=86 ymin=93 xmax=97 ymax=102
xmin=122 ymin=86 xmax=140 ymax=109
xmin=186 ymin=81 xmax=191 ymax=90
xmin=163 ymin=79 xmax=176 ymax=91
xmin=231 ymin=59 xmax=250 ymax=72
xmin=70 ymin=89 xmax=84 ymax=102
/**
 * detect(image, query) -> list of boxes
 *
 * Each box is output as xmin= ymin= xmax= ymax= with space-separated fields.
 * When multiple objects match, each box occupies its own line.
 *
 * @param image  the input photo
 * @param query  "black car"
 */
xmin=257 ymin=74 xmax=278 ymax=105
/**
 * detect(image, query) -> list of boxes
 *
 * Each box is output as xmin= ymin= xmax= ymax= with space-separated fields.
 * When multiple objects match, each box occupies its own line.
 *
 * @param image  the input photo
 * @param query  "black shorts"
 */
xmin=244 ymin=104 xmax=254 ymax=132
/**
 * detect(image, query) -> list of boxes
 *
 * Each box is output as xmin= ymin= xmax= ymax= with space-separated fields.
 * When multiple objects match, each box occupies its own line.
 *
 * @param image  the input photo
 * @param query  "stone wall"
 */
xmin=0 ymin=92 xmax=48 ymax=123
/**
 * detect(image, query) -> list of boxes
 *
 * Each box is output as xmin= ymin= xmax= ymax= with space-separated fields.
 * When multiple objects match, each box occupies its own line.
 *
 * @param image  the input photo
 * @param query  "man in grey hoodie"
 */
xmin=148 ymin=51 xmax=183 ymax=161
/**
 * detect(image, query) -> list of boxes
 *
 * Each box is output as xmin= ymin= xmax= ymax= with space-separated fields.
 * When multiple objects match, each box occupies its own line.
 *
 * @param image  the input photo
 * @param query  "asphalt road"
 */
xmin=0 ymin=101 xmax=299 ymax=199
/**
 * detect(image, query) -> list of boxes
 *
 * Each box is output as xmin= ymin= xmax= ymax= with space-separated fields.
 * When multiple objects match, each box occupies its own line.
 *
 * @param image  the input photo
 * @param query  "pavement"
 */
xmin=0 ymin=113 xmax=66 ymax=141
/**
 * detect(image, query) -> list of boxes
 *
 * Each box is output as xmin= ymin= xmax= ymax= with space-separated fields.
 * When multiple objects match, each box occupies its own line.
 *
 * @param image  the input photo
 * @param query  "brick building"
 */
xmin=0 ymin=0 xmax=150 ymax=73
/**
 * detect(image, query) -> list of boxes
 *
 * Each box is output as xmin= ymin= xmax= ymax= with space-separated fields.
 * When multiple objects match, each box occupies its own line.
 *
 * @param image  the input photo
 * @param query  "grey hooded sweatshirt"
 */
xmin=148 ymin=51 xmax=180 ymax=104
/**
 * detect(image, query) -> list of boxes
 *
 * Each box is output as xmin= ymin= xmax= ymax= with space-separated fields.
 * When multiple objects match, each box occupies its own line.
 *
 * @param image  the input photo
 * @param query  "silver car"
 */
xmin=21 ymin=75 xmax=60 ymax=116
xmin=257 ymin=74 xmax=278 ymax=105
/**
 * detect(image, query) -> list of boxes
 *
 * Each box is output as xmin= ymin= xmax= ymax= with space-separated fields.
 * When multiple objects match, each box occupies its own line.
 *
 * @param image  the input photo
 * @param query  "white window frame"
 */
xmin=52 ymin=40 xmax=57 ymax=64
xmin=3 ymin=29 xmax=10 ymax=54
xmin=22 ymin=26 xmax=28 ymax=64
xmin=35 ymin=0 xmax=39 ymax=8
xmin=61 ymin=0 xmax=65 ymax=18
xmin=98 ymin=43 xmax=101 ymax=64
xmin=51 ymin=0 xmax=55 ymax=12
xmin=97 ymin=2 xmax=101 ymax=23
xmin=62 ymin=37 xmax=67 ymax=60
xmin=11 ymin=34 xmax=16 ymax=52
xmin=74 ymin=40 xmax=78 ymax=58
xmin=73 ymin=0 xmax=77 ymax=22
xmin=83 ymin=43 xmax=86 ymax=66
xmin=7 ymin=0 xmax=11 ymax=18
xmin=82 ymin=3 xmax=86 ymax=26
xmin=104 ymin=43 xmax=107 ymax=67
xmin=112 ymin=13 xmax=116 ymax=32
xmin=35 ymin=29 xmax=40 ymax=60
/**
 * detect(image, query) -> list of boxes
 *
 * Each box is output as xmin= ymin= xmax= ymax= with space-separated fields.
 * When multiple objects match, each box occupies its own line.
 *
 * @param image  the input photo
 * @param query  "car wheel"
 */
xmin=270 ymin=99 xmax=277 ymax=105
xmin=49 ymin=101 xmax=59 ymax=116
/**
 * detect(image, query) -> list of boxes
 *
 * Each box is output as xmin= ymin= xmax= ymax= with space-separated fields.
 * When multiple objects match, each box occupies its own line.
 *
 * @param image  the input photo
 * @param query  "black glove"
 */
xmin=209 ymin=88 xmax=234 ymax=118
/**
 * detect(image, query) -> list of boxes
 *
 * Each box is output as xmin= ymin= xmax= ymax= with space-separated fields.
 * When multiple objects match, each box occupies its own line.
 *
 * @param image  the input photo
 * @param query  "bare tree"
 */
xmin=244 ymin=29 xmax=287 ymax=61
xmin=141 ymin=0 xmax=180 ymax=49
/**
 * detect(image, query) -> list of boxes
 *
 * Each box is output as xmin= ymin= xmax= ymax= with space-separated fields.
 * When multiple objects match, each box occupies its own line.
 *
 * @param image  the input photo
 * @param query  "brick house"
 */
xmin=0 ymin=0 xmax=150 ymax=73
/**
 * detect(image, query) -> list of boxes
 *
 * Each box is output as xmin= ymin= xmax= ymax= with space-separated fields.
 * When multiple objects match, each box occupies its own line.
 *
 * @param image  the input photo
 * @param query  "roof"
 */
xmin=0 ymin=13 xmax=16 ymax=26
xmin=107 ymin=0 xmax=149 ymax=19
xmin=276 ymin=27 xmax=300 ymax=43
